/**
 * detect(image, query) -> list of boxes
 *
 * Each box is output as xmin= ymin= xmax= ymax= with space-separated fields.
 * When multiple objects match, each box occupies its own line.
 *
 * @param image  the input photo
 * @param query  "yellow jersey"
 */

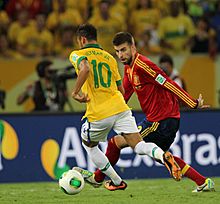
xmin=69 ymin=44 xmax=129 ymax=122
xmin=130 ymin=8 xmax=160 ymax=40
xmin=158 ymin=14 xmax=195 ymax=53
xmin=17 ymin=26 xmax=53 ymax=55
xmin=46 ymin=9 xmax=83 ymax=30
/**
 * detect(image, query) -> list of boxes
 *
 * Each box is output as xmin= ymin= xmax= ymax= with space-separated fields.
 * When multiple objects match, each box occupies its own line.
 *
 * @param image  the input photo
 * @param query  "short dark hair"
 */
xmin=99 ymin=0 xmax=110 ymax=5
xmin=36 ymin=60 xmax=52 ymax=78
xmin=112 ymin=32 xmax=133 ymax=46
xmin=159 ymin=54 xmax=173 ymax=67
xmin=76 ymin=23 xmax=97 ymax=41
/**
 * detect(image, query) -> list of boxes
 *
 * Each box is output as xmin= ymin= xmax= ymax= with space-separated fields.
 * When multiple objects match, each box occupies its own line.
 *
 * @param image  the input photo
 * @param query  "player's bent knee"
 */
xmin=82 ymin=139 xmax=99 ymax=147
xmin=113 ymin=135 xmax=128 ymax=149
xmin=122 ymin=132 xmax=142 ymax=149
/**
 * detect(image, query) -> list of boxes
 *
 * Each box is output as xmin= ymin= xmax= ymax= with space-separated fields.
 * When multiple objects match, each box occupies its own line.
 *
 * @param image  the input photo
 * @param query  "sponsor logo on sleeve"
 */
xmin=155 ymin=74 xmax=166 ymax=85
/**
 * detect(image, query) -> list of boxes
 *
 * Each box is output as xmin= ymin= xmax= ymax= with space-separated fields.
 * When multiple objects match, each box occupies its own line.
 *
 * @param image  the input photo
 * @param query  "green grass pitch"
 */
xmin=0 ymin=177 xmax=219 ymax=204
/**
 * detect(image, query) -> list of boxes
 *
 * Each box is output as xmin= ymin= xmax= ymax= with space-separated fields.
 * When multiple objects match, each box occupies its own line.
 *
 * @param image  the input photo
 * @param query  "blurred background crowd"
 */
xmin=0 ymin=0 xmax=220 ymax=59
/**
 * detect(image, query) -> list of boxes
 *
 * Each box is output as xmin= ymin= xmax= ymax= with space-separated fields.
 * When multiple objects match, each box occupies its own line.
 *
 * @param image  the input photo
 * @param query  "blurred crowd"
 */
xmin=0 ymin=0 xmax=220 ymax=60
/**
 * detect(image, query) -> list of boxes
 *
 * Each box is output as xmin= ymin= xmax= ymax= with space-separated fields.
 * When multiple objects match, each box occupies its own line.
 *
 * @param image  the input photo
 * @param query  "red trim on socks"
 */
xmin=173 ymin=156 xmax=206 ymax=186
xmin=94 ymin=137 xmax=121 ymax=183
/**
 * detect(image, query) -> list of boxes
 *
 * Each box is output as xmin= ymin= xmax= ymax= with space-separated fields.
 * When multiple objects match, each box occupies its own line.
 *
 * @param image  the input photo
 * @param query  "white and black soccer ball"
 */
xmin=59 ymin=169 xmax=85 ymax=195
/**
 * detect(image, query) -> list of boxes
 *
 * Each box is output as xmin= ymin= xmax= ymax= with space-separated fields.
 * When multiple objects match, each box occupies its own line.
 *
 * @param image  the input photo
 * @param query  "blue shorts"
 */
xmin=137 ymin=118 xmax=180 ymax=151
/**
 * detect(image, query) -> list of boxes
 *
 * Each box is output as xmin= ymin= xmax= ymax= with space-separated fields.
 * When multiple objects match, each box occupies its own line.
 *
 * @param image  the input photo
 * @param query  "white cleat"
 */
xmin=72 ymin=167 xmax=102 ymax=188
xmin=192 ymin=178 xmax=215 ymax=192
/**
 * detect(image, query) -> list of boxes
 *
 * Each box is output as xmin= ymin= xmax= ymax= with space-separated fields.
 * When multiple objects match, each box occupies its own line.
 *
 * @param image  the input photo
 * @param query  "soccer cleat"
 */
xmin=104 ymin=180 xmax=127 ymax=191
xmin=192 ymin=178 xmax=215 ymax=193
xmin=72 ymin=167 xmax=102 ymax=188
xmin=163 ymin=151 xmax=182 ymax=181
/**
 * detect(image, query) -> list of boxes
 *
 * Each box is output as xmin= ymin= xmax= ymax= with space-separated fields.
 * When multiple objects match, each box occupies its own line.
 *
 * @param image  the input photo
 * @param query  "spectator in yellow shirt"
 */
xmin=91 ymin=0 xmax=127 ymax=28
xmin=88 ymin=0 xmax=121 ymax=55
xmin=129 ymin=0 xmax=161 ymax=42
xmin=46 ymin=0 xmax=83 ymax=32
xmin=158 ymin=0 xmax=195 ymax=54
xmin=8 ymin=10 xmax=35 ymax=48
xmin=106 ymin=0 xmax=127 ymax=30
xmin=16 ymin=13 xmax=54 ymax=57
xmin=65 ymin=0 xmax=89 ymax=21
xmin=0 ymin=32 xmax=22 ymax=59
xmin=127 ymin=0 xmax=169 ymax=16
xmin=111 ymin=0 xmax=127 ymax=27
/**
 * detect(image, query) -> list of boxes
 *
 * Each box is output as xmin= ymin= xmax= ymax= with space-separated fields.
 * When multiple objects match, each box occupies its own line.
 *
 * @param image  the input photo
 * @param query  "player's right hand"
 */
xmin=72 ymin=92 xmax=90 ymax=103
xmin=197 ymin=94 xmax=210 ymax=109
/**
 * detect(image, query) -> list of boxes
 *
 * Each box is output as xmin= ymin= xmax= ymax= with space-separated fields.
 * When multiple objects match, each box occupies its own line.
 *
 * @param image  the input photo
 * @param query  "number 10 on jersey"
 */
xmin=91 ymin=60 xmax=112 ymax=88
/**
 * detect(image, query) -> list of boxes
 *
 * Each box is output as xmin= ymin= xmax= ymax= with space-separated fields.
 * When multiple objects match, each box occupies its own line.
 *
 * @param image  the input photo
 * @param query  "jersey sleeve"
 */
xmin=69 ymin=51 xmax=87 ymax=73
xmin=163 ymin=76 xmax=198 ymax=108
xmin=139 ymin=59 xmax=198 ymax=109
xmin=123 ymin=67 xmax=134 ymax=103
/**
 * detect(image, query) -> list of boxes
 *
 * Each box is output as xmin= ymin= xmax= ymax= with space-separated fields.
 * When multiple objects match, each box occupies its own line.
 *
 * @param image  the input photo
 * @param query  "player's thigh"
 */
xmin=113 ymin=110 xmax=139 ymax=134
xmin=81 ymin=117 xmax=114 ymax=143
xmin=139 ymin=118 xmax=179 ymax=151
xmin=113 ymin=110 xmax=141 ymax=149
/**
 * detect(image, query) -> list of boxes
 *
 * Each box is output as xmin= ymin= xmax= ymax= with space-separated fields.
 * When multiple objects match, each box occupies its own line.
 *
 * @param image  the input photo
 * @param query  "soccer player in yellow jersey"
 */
xmin=69 ymin=24 xmax=181 ymax=191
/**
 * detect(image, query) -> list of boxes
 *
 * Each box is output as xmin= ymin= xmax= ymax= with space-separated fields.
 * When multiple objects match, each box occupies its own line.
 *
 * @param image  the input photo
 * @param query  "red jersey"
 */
xmin=123 ymin=53 xmax=198 ymax=122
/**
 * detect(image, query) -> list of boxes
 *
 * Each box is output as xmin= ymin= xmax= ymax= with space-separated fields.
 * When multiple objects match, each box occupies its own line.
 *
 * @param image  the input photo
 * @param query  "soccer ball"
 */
xmin=59 ymin=169 xmax=85 ymax=195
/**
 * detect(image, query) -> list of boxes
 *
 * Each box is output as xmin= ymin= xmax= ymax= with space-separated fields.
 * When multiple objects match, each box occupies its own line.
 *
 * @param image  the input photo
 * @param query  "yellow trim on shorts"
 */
xmin=141 ymin=122 xmax=159 ymax=138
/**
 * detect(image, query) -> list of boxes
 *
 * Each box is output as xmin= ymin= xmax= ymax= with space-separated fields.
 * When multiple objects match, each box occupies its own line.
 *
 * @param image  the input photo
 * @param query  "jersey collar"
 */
xmin=128 ymin=53 xmax=139 ymax=81
xmin=131 ymin=52 xmax=139 ymax=68
xmin=83 ymin=44 xmax=103 ymax=49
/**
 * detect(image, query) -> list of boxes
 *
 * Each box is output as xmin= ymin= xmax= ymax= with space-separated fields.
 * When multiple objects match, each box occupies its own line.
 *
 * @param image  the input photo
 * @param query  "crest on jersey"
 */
xmin=133 ymin=74 xmax=140 ymax=85
xmin=72 ymin=53 xmax=79 ymax=62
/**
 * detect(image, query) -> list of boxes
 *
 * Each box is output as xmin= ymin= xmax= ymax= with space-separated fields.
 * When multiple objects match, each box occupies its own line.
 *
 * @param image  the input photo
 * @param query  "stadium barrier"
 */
xmin=0 ymin=110 xmax=219 ymax=183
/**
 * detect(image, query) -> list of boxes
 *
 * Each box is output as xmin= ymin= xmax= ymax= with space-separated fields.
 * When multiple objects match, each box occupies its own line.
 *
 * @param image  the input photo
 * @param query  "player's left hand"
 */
xmin=72 ymin=92 xmax=90 ymax=103
xmin=197 ymin=94 xmax=210 ymax=109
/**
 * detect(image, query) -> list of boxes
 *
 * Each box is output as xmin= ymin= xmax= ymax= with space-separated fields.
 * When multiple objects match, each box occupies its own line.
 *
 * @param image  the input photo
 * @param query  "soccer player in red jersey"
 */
xmin=75 ymin=32 xmax=215 ymax=192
